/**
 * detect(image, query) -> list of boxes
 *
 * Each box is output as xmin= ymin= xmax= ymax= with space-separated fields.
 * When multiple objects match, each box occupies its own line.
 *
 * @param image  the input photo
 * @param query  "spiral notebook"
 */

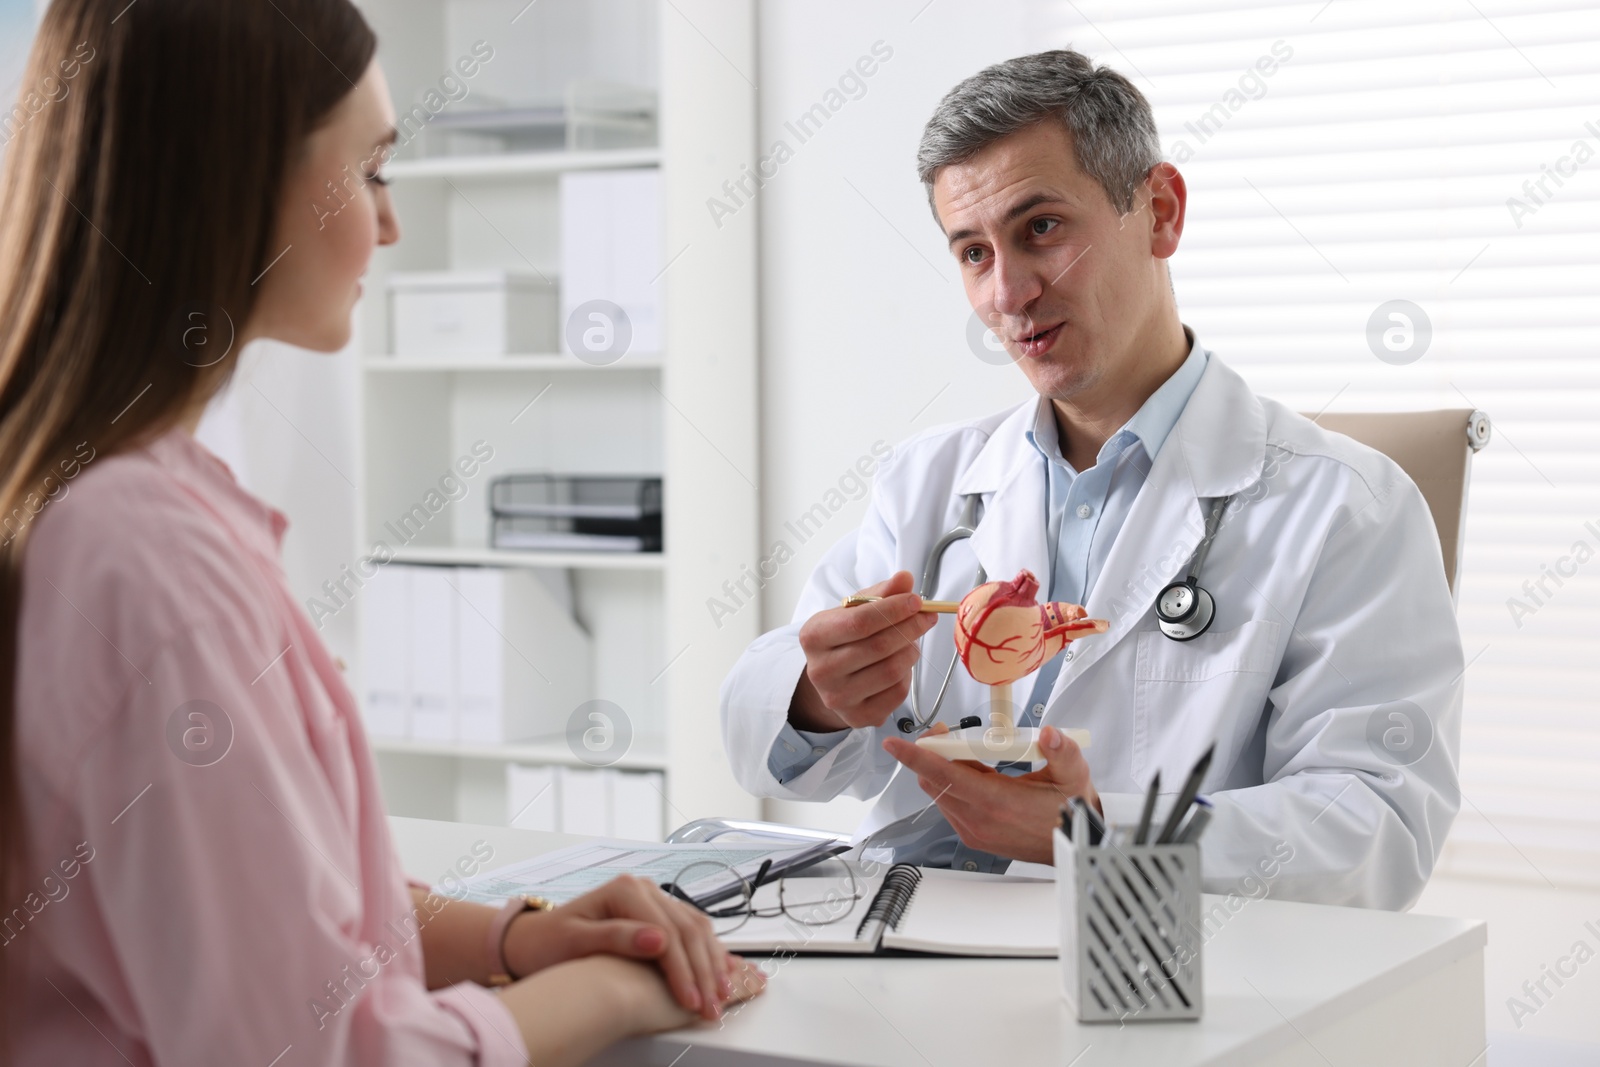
xmin=717 ymin=864 xmax=1057 ymax=957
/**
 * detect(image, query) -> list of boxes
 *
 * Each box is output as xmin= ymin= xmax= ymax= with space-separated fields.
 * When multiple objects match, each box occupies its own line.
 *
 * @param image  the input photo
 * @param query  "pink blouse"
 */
xmin=12 ymin=429 xmax=527 ymax=1066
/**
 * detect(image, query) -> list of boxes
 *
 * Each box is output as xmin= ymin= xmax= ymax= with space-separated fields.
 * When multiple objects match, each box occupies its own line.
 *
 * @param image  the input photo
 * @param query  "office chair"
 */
xmin=1305 ymin=408 xmax=1491 ymax=603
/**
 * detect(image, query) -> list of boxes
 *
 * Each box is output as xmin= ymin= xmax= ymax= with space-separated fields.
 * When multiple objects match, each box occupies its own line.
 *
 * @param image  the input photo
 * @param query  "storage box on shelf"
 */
xmin=416 ymin=81 xmax=657 ymax=157
xmin=389 ymin=269 xmax=559 ymax=358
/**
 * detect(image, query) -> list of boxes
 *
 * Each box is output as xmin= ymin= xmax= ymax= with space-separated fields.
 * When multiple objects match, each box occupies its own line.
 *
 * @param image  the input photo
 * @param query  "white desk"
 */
xmin=393 ymin=817 xmax=1486 ymax=1067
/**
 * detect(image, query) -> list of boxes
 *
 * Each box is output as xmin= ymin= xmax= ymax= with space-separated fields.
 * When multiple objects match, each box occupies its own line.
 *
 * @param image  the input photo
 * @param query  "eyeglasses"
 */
xmin=660 ymin=857 xmax=866 ymax=936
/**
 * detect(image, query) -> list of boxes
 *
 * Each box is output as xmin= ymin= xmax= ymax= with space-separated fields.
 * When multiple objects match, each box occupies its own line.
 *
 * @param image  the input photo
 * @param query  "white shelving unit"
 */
xmin=354 ymin=0 xmax=761 ymax=833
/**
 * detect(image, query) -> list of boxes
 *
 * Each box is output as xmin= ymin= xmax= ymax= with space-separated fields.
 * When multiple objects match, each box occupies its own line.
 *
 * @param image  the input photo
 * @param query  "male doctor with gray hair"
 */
xmin=720 ymin=50 xmax=1463 ymax=909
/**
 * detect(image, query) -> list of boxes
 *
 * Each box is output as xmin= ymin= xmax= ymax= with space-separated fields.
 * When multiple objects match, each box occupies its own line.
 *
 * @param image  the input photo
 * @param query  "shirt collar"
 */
xmin=145 ymin=428 xmax=290 ymax=550
xmin=1026 ymin=325 xmax=1207 ymax=470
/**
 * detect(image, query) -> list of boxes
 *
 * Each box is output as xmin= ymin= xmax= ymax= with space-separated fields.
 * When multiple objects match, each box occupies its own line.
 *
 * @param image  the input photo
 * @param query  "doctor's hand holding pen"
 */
xmin=790 ymin=570 xmax=939 ymax=732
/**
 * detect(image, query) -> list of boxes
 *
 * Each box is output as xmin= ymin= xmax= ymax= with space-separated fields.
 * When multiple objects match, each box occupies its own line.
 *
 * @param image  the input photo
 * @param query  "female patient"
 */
xmin=0 ymin=1 xmax=761 ymax=1064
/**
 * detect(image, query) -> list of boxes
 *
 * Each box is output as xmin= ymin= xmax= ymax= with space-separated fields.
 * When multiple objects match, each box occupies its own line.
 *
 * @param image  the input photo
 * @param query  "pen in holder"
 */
xmin=1054 ymin=815 xmax=1204 ymax=1023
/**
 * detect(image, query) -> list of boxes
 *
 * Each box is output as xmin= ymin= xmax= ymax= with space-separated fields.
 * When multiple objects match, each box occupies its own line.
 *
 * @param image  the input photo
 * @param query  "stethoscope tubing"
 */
xmin=904 ymin=494 xmax=985 ymax=734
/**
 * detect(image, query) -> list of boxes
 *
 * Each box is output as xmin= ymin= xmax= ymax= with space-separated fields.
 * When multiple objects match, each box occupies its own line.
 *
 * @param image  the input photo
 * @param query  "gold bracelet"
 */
xmin=485 ymin=894 xmax=557 ymax=986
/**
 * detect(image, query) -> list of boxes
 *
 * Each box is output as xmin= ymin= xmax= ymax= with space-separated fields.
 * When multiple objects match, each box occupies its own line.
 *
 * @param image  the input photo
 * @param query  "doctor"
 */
xmin=721 ymin=50 xmax=1463 ymax=910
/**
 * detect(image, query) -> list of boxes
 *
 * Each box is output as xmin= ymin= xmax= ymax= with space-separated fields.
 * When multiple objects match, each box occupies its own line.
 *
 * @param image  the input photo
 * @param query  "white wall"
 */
xmin=196 ymin=338 xmax=363 ymax=668
xmin=661 ymin=0 xmax=765 ymax=823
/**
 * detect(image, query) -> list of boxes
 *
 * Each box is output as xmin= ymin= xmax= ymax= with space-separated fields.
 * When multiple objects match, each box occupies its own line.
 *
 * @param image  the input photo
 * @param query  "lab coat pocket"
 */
xmin=1132 ymin=619 xmax=1282 ymax=779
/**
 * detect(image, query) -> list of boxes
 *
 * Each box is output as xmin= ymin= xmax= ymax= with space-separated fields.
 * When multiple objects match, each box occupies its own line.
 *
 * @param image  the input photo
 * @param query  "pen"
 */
xmin=1070 ymin=796 xmax=1108 ymax=846
xmin=1133 ymin=770 xmax=1160 ymax=845
xmin=1155 ymin=743 xmax=1215 ymax=845
xmin=840 ymin=594 xmax=960 ymax=613
xmin=749 ymin=858 xmax=775 ymax=890
xmin=1071 ymin=799 xmax=1091 ymax=848
xmin=1173 ymin=797 xmax=1214 ymax=844
xmin=1067 ymin=797 xmax=1088 ymax=845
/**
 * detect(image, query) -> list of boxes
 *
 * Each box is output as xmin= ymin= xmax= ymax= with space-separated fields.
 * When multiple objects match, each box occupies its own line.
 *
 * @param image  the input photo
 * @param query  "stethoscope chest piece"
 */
xmin=1156 ymin=577 xmax=1214 ymax=641
xmin=1152 ymin=494 xmax=1234 ymax=643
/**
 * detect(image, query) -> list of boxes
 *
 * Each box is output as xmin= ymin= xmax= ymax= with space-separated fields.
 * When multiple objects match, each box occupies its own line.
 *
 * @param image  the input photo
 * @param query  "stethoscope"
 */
xmin=1155 ymin=494 xmax=1232 ymax=643
xmin=898 ymin=494 xmax=987 ymax=734
xmin=895 ymin=491 xmax=1234 ymax=734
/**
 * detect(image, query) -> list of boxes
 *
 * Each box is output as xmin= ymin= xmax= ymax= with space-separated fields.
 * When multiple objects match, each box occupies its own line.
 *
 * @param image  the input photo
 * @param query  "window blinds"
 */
xmin=1040 ymin=0 xmax=1600 ymax=887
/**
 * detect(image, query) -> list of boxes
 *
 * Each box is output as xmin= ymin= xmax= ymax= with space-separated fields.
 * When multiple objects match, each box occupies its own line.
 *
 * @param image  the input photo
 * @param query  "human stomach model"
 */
xmin=954 ymin=569 xmax=1108 ymax=686
xmin=918 ymin=569 xmax=1108 ymax=763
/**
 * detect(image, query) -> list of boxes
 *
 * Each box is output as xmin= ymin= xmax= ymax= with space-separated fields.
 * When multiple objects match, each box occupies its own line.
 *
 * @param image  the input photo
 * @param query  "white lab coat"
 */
xmin=721 ymin=353 xmax=1463 ymax=910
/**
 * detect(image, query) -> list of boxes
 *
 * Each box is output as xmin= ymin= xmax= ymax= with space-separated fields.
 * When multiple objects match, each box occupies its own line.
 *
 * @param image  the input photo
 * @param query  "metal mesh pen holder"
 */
xmin=1054 ymin=828 xmax=1204 ymax=1022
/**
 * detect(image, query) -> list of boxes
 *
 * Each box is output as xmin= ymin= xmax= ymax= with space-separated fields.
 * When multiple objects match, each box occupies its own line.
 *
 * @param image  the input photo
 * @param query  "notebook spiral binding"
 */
xmin=854 ymin=864 xmax=923 ymax=940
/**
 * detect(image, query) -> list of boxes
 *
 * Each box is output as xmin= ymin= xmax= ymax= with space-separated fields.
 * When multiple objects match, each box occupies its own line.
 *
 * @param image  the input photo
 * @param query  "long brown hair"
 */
xmin=0 ymin=0 xmax=375 ymax=1047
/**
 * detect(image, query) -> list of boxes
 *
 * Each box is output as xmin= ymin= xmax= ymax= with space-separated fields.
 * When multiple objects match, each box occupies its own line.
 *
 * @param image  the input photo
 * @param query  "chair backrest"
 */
xmin=1302 ymin=409 xmax=1491 ymax=602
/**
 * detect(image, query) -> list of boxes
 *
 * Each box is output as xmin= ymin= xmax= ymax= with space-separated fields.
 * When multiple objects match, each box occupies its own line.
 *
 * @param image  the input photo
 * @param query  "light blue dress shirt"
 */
xmin=767 ymin=331 xmax=1209 ymax=871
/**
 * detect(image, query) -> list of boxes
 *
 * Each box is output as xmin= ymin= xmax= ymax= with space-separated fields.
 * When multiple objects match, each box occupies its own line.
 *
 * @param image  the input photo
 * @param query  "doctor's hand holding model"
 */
xmin=721 ymin=49 xmax=1464 ymax=910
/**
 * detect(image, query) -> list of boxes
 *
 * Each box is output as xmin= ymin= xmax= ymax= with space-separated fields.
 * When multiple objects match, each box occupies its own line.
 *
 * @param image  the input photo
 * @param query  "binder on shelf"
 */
xmin=609 ymin=768 xmax=665 ymax=842
xmin=507 ymin=763 xmax=559 ymax=832
xmin=408 ymin=567 xmax=457 ymax=742
xmin=361 ymin=564 xmax=411 ymax=739
xmin=556 ymin=766 xmax=610 ymax=838
xmin=452 ymin=566 xmax=592 ymax=744
xmin=560 ymin=168 xmax=661 ymax=357
xmin=359 ymin=564 xmax=593 ymax=745
xmin=504 ymin=765 xmax=665 ymax=842
xmin=490 ymin=474 xmax=662 ymax=553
